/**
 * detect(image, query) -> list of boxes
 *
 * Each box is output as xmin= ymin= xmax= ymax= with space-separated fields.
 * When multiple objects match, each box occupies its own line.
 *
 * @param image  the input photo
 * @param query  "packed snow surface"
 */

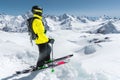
xmin=0 ymin=14 xmax=120 ymax=80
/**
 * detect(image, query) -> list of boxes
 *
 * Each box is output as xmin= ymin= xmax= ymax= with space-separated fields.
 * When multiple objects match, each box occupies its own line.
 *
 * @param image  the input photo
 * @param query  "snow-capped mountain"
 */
xmin=89 ymin=21 xmax=119 ymax=34
xmin=0 ymin=13 xmax=120 ymax=33
xmin=0 ymin=14 xmax=26 ymax=32
xmin=1 ymin=13 xmax=120 ymax=80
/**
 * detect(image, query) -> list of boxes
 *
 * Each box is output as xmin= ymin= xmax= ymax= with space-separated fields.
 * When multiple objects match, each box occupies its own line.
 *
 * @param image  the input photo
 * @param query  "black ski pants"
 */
xmin=36 ymin=43 xmax=51 ymax=67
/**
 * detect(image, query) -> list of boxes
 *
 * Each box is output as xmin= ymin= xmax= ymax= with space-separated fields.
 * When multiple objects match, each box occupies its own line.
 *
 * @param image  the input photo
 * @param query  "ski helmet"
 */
xmin=31 ymin=5 xmax=43 ymax=16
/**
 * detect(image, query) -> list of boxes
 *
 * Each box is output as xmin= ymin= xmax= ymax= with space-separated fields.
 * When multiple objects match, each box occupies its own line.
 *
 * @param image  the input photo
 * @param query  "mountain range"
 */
xmin=0 ymin=13 xmax=120 ymax=34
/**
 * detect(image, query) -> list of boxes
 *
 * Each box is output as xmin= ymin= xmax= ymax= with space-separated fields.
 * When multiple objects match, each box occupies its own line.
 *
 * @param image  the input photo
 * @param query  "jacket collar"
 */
xmin=33 ymin=14 xmax=42 ymax=20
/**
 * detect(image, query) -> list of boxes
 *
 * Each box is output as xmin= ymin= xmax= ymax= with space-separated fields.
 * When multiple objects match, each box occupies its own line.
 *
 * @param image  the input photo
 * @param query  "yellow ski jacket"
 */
xmin=32 ymin=14 xmax=49 ymax=44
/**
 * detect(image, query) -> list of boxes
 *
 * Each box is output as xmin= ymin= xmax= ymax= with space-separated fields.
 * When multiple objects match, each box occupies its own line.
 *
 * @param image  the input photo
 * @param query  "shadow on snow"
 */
xmin=1 ymin=69 xmax=46 ymax=80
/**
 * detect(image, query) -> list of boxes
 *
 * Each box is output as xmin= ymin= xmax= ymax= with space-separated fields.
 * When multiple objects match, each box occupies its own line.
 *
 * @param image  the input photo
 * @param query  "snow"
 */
xmin=1 ymin=30 xmax=120 ymax=80
xmin=90 ymin=21 xmax=119 ymax=34
xmin=1 ymin=14 xmax=120 ymax=80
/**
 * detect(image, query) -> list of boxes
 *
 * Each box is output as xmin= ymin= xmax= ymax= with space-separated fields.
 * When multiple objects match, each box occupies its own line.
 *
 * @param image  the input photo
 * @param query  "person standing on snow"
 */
xmin=31 ymin=5 xmax=54 ymax=69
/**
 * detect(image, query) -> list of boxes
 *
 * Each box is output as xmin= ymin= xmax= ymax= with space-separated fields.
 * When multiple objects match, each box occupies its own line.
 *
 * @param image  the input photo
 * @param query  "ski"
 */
xmin=16 ymin=60 xmax=69 ymax=74
xmin=16 ymin=54 xmax=73 ymax=74
xmin=51 ymin=54 xmax=73 ymax=63
xmin=30 ymin=54 xmax=73 ymax=68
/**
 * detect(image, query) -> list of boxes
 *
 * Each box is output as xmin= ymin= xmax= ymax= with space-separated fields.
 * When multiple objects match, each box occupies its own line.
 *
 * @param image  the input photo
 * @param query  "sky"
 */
xmin=0 ymin=0 xmax=120 ymax=17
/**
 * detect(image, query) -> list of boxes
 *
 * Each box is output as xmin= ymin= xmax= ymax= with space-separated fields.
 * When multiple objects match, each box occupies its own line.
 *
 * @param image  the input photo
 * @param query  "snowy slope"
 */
xmin=1 ymin=30 xmax=120 ymax=80
xmin=1 ymin=14 xmax=120 ymax=80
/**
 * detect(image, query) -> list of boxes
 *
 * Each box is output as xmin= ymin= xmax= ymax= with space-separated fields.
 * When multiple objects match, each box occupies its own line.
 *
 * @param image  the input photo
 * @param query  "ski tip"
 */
xmin=70 ymin=54 xmax=73 ymax=56
xmin=68 ymin=54 xmax=73 ymax=58
xmin=16 ymin=71 xmax=21 ymax=74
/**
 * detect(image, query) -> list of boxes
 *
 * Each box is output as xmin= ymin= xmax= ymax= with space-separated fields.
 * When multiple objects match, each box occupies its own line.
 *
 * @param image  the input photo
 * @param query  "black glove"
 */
xmin=48 ymin=38 xmax=55 ymax=44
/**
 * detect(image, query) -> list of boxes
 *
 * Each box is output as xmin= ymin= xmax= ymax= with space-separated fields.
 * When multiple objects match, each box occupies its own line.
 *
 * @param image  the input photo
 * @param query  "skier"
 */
xmin=31 ymin=5 xmax=54 ymax=70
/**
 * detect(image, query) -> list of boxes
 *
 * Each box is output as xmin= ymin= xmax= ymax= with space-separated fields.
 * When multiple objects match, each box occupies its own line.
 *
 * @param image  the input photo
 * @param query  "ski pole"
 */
xmin=51 ymin=43 xmax=55 ymax=72
xmin=29 ymin=33 xmax=33 ymax=46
